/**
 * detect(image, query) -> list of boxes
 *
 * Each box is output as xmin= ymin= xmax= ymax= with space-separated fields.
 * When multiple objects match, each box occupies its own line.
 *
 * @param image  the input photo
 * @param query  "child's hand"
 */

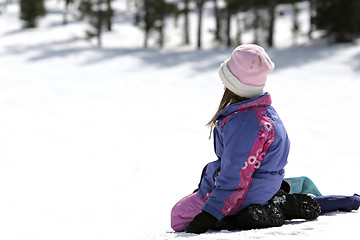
xmin=184 ymin=211 xmax=219 ymax=234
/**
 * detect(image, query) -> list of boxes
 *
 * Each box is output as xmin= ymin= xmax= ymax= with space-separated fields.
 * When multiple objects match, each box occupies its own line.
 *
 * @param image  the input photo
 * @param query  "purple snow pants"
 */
xmin=171 ymin=193 xmax=206 ymax=232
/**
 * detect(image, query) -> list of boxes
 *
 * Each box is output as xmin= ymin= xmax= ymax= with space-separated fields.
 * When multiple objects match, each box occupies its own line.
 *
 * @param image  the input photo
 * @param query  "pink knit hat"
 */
xmin=218 ymin=44 xmax=275 ymax=98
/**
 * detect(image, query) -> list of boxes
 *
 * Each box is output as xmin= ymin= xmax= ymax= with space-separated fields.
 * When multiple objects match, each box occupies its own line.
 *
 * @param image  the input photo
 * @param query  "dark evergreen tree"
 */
xmin=214 ymin=0 xmax=272 ymax=47
xmin=138 ymin=0 xmax=177 ymax=48
xmin=78 ymin=0 xmax=114 ymax=47
xmin=142 ymin=0 xmax=163 ymax=48
xmin=222 ymin=0 xmax=251 ymax=47
xmin=217 ymin=0 xmax=273 ymax=47
xmin=251 ymin=0 xmax=269 ymax=46
xmin=313 ymin=0 xmax=360 ymax=43
xmin=20 ymin=0 xmax=46 ymax=28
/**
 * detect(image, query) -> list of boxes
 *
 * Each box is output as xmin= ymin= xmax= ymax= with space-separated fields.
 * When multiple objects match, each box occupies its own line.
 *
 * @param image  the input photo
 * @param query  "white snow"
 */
xmin=0 ymin=1 xmax=359 ymax=240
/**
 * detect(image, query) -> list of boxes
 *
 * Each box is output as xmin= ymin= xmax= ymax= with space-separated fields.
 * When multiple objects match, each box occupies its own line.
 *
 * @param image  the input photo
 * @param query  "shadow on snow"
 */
xmin=1 ymin=34 xmax=360 ymax=73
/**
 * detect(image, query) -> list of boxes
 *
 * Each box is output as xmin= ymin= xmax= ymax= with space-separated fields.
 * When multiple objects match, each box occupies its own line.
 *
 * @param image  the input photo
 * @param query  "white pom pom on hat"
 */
xmin=218 ymin=44 xmax=275 ymax=98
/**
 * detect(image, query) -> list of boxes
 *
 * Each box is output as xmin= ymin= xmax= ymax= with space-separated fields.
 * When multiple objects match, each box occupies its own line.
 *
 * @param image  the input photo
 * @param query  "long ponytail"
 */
xmin=207 ymin=88 xmax=250 ymax=128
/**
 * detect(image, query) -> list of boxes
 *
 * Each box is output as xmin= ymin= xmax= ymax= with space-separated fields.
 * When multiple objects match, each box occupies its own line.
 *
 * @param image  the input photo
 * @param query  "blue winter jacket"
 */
xmin=197 ymin=93 xmax=290 ymax=220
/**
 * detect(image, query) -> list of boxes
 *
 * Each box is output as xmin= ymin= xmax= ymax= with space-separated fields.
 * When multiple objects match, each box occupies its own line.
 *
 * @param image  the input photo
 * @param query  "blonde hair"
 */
xmin=207 ymin=88 xmax=250 ymax=128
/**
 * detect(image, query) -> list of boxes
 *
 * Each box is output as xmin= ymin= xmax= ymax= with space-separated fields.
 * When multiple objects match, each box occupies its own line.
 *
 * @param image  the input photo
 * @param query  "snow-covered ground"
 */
xmin=0 ymin=1 xmax=359 ymax=240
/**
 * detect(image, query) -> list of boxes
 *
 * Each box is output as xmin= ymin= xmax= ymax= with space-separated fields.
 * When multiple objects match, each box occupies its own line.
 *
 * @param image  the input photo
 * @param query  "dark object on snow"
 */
xmin=215 ymin=191 xmax=321 ymax=231
xmin=214 ymin=202 xmax=285 ymax=231
xmin=271 ymin=191 xmax=321 ymax=220
xmin=184 ymin=211 xmax=218 ymax=234
xmin=182 ymin=190 xmax=323 ymax=234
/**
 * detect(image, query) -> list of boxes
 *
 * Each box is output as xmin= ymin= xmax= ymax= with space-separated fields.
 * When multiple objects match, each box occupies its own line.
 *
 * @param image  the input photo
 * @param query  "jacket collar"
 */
xmin=216 ymin=92 xmax=272 ymax=121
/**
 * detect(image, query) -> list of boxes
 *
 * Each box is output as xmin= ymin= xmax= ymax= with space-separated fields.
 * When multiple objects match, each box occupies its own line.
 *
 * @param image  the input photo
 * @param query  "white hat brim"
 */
xmin=218 ymin=60 xmax=264 ymax=98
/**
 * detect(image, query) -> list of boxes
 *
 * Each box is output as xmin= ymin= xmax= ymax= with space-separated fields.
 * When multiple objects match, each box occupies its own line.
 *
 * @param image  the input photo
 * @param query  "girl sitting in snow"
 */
xmin=170 ymin=44 xmax=322 ymax=234
xmin=170 ymin=44 xmax=360 ymax=234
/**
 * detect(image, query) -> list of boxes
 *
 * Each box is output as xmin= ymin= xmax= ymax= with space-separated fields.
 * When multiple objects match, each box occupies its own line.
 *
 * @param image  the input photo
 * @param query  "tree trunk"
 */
xmin=213 ymin=0 xmax=221 ymax=42
xmin=143 ymin=0 xmax=150 ymax=48
xmin=253 ymin=7 xmax=260 ymax=44
xmin=235 ymin=14 xmax=242 ymax=45
xmin=223 ymin=0 xmax=233 ymax=46
xmin=106 ymin=0 xmax=112 ymax=31
xmin=96 ymin=9 xmax=103 ymax=47
xmin=308 ymin=0 xmax=314 ymax=40
xmin=267 ymin=0 xmax=276 ymax=47
xmin=158 ymin=2 xmax=165 ymax=48
xmin=144 ymin=30 xmax=149 ymax=48
xmin=225 ymin=4 xmax=231 ymax=47
xmin=196 ymin=0 xmax=204 ymax=49
xmin=183 ymin=0 xmax=190 ymax=45
xmin=63 ymin=0 xmax=69 ymax=25
xmin=292 ymin=2 xmax=300 ymax=45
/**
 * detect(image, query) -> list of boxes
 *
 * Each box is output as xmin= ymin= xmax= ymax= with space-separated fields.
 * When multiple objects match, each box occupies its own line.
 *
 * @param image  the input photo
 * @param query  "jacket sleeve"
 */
xmin=201 ymin=113 xmax=263 ymax=220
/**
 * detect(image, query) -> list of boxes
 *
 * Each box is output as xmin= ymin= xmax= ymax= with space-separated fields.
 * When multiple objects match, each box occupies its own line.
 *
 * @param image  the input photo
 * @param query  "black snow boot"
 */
xmin=236 ymin=203 xmax=285 ymax=230
xmin=271 ymin=191 xmax=321 ymax=220
xmin=214 ymin=202 xmax=285 ymax=231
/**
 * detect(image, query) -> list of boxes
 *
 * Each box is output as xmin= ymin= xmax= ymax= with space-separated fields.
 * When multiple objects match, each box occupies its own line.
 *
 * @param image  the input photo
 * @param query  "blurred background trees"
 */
xmin=20 ymin=0 xmax=46 ymax=28
xmin=312 ymin=0 xmax=360 ymax=43
xmin=78 ymin=0 xmax=114 ymax=47
xmin=135 ymin=0 xmax=177 ymax=48
xmin=8 ymin=0 xmax=360 ymax=48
